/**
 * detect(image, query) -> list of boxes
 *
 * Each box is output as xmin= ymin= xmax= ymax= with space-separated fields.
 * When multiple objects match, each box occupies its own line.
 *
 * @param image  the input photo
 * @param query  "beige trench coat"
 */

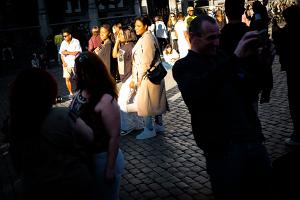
xmin=131 ymin=31 xmax=168 ymax=117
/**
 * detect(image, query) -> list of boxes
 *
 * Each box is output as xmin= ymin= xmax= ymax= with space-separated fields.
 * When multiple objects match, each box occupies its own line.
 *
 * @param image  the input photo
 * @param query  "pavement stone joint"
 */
xmin=0 ymin=56 xmax=294 ymax=199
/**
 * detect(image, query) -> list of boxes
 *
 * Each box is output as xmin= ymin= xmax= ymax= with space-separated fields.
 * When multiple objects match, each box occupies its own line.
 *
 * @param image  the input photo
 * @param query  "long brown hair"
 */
xmin=167 ymin=12 xmax=177 ymax=28
xmin=121 ymin=26 xmax=137 ymax=43
xmin=75 ymin=51 xmax=118 ymax=106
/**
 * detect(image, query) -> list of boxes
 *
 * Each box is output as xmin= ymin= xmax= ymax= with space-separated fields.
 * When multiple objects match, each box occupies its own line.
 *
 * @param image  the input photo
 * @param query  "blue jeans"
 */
xmin=93 ymin=149 xmax=125 ymax=200
xmin=144 ymin=115 xmax=163 ymax=130
xmin=120 ymin=110 xmax=143 ymax=131
xmin=144 ymin=116 xmax=153 ymax=130
xmin=204 ymin=142 xmax=272 ymax=200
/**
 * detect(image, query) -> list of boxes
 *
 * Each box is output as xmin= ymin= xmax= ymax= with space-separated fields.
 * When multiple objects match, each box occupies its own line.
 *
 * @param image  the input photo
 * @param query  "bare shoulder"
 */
xmin=94 ymin=94 xmax=118 ymax=112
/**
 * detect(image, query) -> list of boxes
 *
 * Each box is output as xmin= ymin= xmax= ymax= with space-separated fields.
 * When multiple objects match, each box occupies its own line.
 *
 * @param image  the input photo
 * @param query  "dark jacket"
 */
xmin=220 ymin=22 xmax=273 ymax=103
xmin=220 ymin=22 xmax=250 ymax=55
xmin=172 ymin=50 xmax=265 ymax=153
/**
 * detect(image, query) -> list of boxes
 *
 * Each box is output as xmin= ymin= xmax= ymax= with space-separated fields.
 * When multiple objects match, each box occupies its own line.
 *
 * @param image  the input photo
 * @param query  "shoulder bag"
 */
xmin=146 ymin=36 xmax=167 ymax=85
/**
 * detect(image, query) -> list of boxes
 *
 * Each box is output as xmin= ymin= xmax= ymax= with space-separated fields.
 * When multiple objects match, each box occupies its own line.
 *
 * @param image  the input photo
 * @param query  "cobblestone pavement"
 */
xmin=0 ymin=56 xmax=294 ymax=199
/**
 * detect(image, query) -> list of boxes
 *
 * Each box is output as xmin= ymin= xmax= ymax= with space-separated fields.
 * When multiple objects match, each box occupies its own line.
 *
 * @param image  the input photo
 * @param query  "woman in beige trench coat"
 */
xmin=130 ymin=16 xmax=168 ymax=140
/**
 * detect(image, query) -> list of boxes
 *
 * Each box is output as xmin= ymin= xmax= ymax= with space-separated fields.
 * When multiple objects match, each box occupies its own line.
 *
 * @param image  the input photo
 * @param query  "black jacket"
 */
xmin=172 ymin=50 xmax=265 ymax=153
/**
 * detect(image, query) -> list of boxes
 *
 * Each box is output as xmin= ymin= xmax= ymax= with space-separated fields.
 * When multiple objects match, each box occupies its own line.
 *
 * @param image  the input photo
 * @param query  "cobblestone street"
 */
xmin=0 ymin=56 xmax=294 ymax=199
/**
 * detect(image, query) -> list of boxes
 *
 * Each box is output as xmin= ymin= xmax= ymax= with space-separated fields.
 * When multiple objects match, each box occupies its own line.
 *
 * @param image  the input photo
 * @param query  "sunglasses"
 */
xmin=63 ymin=34 xmax=70 ymax=38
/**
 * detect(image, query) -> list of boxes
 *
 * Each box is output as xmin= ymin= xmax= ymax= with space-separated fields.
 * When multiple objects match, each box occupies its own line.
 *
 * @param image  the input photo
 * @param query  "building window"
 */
xmin=65 ymin=0 xmax=81 ymax=14
xmin=74 ymin=0 xmax=81 ymax=12
xmin=65 ymin=0 xmax=72 ymax=13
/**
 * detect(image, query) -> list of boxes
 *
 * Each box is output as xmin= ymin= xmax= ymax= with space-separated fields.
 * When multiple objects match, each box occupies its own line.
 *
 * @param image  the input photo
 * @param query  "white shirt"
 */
xmin=163 ymin=50 xmax=179 ymax=66
xmin=155 ymin=21 xmax=168 ymax=39
xmin=174 ymin=20 xmax=190 ymax=58
xmin=59 ymin=38 xmax=82 ymax=68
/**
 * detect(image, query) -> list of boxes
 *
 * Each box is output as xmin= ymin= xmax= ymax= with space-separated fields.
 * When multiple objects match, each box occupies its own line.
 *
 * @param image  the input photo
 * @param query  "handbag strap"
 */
xmin=151 ymin=35 xmax=162 ymax=68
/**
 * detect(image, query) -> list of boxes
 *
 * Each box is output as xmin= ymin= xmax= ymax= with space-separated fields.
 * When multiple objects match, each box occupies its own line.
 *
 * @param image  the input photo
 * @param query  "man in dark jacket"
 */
xmin=220 ymin=0 xmax=273 ymax=107
xmin=172 ymin=15 xmax=272 ymax=200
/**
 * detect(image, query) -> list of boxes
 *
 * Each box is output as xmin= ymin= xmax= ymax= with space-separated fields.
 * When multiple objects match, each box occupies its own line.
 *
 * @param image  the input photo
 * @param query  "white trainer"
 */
xmin=136 ymin=128 xmax=156 ymax=140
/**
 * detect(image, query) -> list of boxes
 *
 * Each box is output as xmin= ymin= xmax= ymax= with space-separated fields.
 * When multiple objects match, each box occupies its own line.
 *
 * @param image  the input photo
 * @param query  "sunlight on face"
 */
xmin=100 ymin=27 xmax=110 ymax=41
xmin=167 ymin=47 xmax=172 ymax=53
xmin=191 ymin=21 xmax=220 ymax=55
xmin=118 ymin=30 xmax=126 ymax=43
xmin=135 ymin=20 xmax=147 ymax=36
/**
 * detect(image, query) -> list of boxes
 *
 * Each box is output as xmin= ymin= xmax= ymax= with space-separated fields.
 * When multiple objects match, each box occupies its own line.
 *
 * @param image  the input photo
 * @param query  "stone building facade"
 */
xmin=0 ymin=0 xmax=201 ymax=74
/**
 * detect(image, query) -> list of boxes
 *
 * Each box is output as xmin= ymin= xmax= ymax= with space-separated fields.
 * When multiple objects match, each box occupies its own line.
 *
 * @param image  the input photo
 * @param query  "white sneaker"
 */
xmin=120 ymin=127 xmax=136 ymax=136
xmin=136 ymin=128 xmax=156 ymax=140
xmin=154 ymin=124 xmax=165 ymax=133
xmin=120 ymin=129 xmax=133 ymax=136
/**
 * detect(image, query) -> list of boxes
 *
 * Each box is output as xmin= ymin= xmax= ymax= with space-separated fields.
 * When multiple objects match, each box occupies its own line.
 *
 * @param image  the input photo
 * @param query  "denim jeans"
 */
xmin=204 ymin=142 xmax=272 ymax=200
xmin=144 ymin=115 xmax=163 ymax=130
xmin=120 ymin=110 xmax=144 ymax=131
xmin=93 ymin=149 xmax=125 ymax=200
xmin=144 ymin=116 xmax=153 ymax=130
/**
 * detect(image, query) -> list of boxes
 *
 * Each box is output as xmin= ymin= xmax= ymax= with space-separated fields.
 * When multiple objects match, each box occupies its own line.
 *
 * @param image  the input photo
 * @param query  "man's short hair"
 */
xmin=187 ymin=6 xmax=194 ymax=12
xmin=282 ymin=5 xmax=300 ymax=25
xmin=225 ymin=0 xmax=245 ymax=20
xmin=92 ymin=26 xmax=99 ymax=31
xmin=62 ymin=28 xmax=72 ymax=35
xmin=177 ymin=12 xmax=185 ymax=20
xmin=189 ymin=15 xmax=217 ymax=33
xmin=101 ymin=23 xmax=111 ymax=32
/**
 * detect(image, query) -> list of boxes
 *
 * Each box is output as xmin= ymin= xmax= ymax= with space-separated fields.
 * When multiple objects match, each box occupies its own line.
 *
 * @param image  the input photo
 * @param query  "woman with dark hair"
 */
xmin=9 ymin=68 xmax=93 ymax=200
xmin=113 ymin=26 xmax=143 ymax=136
xmin=97 ymin=23 xmax=113 ymax=75
xmin=128 ymin=16 xmax=168 ymax=140
xmin=70 ymin=51 xmax=124 ymax=199
xmin=112 ymin=26 xmax=137 ymax=83
xmin=163 ymin=43 xmax=179 ymax=67
xmin=250 ymin=0 xmax=270 ymax=31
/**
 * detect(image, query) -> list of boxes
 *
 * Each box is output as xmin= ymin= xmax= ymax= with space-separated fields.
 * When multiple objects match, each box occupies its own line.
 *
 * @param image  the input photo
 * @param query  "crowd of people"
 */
xmin=4 ymin=0 xmax=300 ymax=199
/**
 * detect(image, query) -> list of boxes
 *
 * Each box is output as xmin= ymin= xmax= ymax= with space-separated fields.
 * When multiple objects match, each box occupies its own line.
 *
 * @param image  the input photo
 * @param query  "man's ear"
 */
xmin=189 ymin=32 xmax=201 ymax=40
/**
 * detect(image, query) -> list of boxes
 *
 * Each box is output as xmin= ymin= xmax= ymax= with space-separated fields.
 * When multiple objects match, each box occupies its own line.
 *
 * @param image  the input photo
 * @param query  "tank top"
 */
xmin=69 ymin=91 xmax=109 ymax=153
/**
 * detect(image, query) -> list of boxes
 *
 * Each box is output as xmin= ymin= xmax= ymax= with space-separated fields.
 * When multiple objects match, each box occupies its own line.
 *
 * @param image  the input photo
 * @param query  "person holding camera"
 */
xmin=220 ymin=0 xmax=274 ymax=111
xmin=172 ymin=15 xmax=272 ymax=200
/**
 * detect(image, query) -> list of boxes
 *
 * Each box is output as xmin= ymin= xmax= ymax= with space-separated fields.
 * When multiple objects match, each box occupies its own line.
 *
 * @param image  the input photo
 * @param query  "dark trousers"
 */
xmin=204 ymin=142 xmax=272 ymax=200
xmin=157 ymin=38 xmax=167 ymax=53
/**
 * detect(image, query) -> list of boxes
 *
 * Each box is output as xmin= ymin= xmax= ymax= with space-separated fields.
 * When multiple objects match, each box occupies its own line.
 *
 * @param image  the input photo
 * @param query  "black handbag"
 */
xmin=146 ymin=37 xmax=167 ymax=84
xmin=147 ymin=62 xmax=167 ymax=84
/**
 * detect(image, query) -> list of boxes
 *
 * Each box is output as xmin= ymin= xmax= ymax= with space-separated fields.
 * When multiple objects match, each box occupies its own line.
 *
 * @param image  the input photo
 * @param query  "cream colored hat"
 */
xmin=187 ymin=6 xmax=194 ymax=12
